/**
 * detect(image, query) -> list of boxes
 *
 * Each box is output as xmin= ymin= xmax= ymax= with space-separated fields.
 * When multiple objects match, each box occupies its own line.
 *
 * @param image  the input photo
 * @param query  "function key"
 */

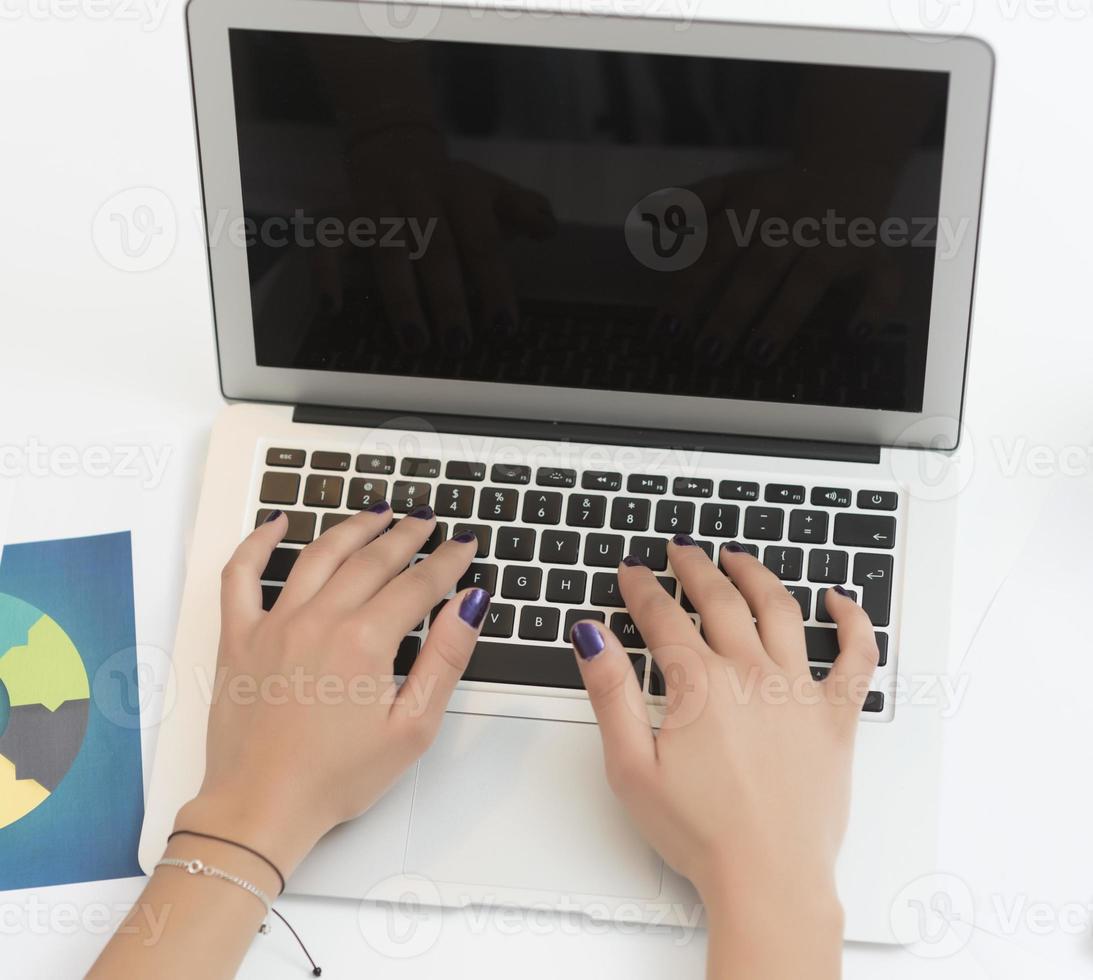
xmin=857 ymin=490 xmax=899 ymax=511
xmin=311 ymin=451 xmax=351 ymax=472
xmin=582 ymin=471 xmax=622 ymax=491
xmin=356 ymin=454 xmax=395 ymax=475
xmin=266 ymin=448 xmax=305 ymax=468
xmin=627 ymin=474 xmax=667 ymax=494
xmin=445 ymin=461 xmax=486 ymax=482
xmin=765 ymin=484 xmax=805 ymax=505
xmin=260 ymin=472 xmax=300 ymax=505
xmin=719 ymin=481 xmax=760 ymax=501
xmin=536 ymin=467 xmax=577 ymax=488
xmin=491 ymin=463 xmax=531 ymax=485
xmin=401 ymin=458 xmax=441 ymax=478
xmin=811 ymin=486 xmax=851 ymax=508
xmin=673 ymin=477 xmax=713 ymax=498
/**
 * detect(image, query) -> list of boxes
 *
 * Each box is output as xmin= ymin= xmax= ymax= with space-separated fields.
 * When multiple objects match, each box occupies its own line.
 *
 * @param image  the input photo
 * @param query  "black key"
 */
xmin=807 ymin=549 xmax=849 ymax=584
xmin=401 ymin=457 xmax=441 ymax=478
xmin=540 ymin=530 xmax=580 ymax=564
xmin=590 ymin=572 xmax=624 ymax=607
xmin=699 ymin=503 xmax=739 ymax=538
xmin=811 ymin=665 xmax=830 ymax=682
xmin=681 ymin=589 xmax=696 ymax=613
xmin=863 ymin=692 xmax=885 ymax=713
xmin=501 ymin=565 xmax=543 ymax=601
xmin=522 ymin=491 xmax=563 ymax=525
xmin=445 ymin=461 xmax=486 ymax=481
xmin=477 ymin=487 xmax=518 ymax=522
xmin=453 ymin=523 xmax=492 ymax=558
xmin=582 ymin=471 xmax=622 ymax=491
xmin=720 ymin=480 xmax=760 ymax=501
xmin=457 ymin=563 xmax=498 ymax=595
xmin=392 ymin=481 xmax=431 ymax=513
xmin=435 ymin=484 xmax=475 ymax=518
xmin=585 ymin=533 xmax=625 ymax=568
xmin=816 ymin=587 xmax=858 ymax=623
xmin=811 ymin=486 xmax=851 ymax=508
xmin=261 ymin=585 xmax=282 ymax=611
xmin=419 ymin=523 xmax=448 ymax=555
xmin=303 ymin=474 xmax=344 ymax=508
xmin=763 ymin=546 xmax=803 ymax=581
xmin=765 ymin=484 xmax=806 ymax=505
xmin=853 ymin=553 xmax=894 ymax=627
xmin=261 ymin=547 xmax=299 ymax=582
xmin=628 ymin=474 xmax=667 ymax=494
xmin=463 ymin=641 xmax=582 ymax=689
xmin=321 ymin=513 xmax=350 ymax=534
xmin=726 ymin=540 xmax=759 ymax=558
xmin=657 ymin=576 xmax=677 ymax=597
xmin=610 ymin=613 xmax=645 ymax=649
xmin=346 ymin=477 xmax=388 ymax=509
xmin=650 ymin=661 xmax=666 ymax=696
xmin=546 ymin=569 xmax=588 ymax=604
xmin=807 ymin=629 xmax=888 ymax=668
xmin=673 ymin=477 xmax=713 ymax=498
xmin=628 ymin=536 xmax=668 ymax=571
xmin=786 ymin=585 xmax=811 ymax=619
xmin=567 ymin=494 xmax=607 ymax=528
xmin=260 ymin=471 xmax=300 ymax=505
xmin=519 ymin=606 xmax=560 ymax=642
xmin=481 ymin=603 xmax=516 ymax=638
xmin=494 ymin=526 xmax=536 ymax=561
xmin=356 ymin=454 xmax=395 ymax=475
xmin=834 ymin=514 xmax=896 ymax=549
xmin=394 ymin=635 xmax=420 ymax=676
xmin=858 ymin=490 xmax=899 ymax=511
xmin=654 ymin=500 xmax=695 ymax=534
xmin=491 ymin=464 xmax=531 ymax=485
xmin=743 ymin=506 xmax=784 ymax=541
xmin=876 ymin=632 xmax=889 ymax=667
xmin=256 ymin=509 xmax=315 ymax=544
xmin=536 ymin=467 xmax=577 ymax=488
xmin=696 ymin=540 xmax=714 ymax=559
xmin=564 ymin=609 xmax=605 ymax=641
xmin=266 ymin=448 xmax=305 ymax=468
xmin=610 ymin=497 xmax=651 ymax=531
xmin=788 ymin=509 xmax=829 ymax=543
xmin=311 ymin=451 xmax=351 ymax=472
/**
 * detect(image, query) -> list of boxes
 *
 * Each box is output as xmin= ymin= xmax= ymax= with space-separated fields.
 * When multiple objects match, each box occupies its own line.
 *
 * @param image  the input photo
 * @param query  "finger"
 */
xmin=570 ymin=619 xmax=657 ymax=798
xmin=666 ymin=537 xmax=765 ymax=666
xmin=823 ymin=586 xmax=881 ymax=718
xmin=309 ymin=507 xmax=449 ymax=614
xmin=718 ymin=543 xmax=806 ymax=674
xmin=277 ymin=501 xmax=394 ymax=611
xmin=353 ymin=530 xmax=479 ymax=644
xmin=220 ymin=511 xmax=287 ymax=645
xmin=618 ymin=556 xmax=708 ymax=689
xmin=389 ymin=586 xmax=488 ymax=738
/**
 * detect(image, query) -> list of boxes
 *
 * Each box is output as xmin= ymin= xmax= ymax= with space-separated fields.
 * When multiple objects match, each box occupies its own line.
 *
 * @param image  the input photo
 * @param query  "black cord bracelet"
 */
xmin=167 ymin=830 xmax=287 ymax=896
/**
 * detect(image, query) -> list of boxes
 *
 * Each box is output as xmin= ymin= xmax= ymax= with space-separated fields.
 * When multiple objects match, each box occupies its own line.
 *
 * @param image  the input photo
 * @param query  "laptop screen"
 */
xmin=229 ymin=29 xmax=950 ymax=414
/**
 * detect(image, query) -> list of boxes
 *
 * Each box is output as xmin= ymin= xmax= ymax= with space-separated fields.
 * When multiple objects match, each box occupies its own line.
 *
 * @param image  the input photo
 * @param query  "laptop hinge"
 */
xmin=292 ymin=404 xmax=881 ymax=465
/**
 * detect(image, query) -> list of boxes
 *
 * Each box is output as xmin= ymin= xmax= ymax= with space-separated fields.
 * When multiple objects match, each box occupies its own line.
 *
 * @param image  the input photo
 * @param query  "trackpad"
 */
xmin=404 ymin=712 xmax=663 ymax=899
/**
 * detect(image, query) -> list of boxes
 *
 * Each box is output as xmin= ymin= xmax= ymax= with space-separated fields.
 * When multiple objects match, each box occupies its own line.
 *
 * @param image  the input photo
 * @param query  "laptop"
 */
xmin=141 ymin=0 xmax=993 ymax=945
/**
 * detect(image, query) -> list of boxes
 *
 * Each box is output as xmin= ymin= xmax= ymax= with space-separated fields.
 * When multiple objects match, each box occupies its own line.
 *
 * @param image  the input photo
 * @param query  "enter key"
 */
xmin=853 ymin=552 xmax=894 ymax=627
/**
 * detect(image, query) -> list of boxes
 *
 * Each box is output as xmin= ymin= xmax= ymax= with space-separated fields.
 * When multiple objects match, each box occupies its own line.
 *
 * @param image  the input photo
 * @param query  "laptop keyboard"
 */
xmin=254 ymin=445 xmax=897 ymax=719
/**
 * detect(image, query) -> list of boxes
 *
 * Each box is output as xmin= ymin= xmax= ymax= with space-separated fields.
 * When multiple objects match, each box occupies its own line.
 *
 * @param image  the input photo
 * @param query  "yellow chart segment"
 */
xmin=0 ymin=614 xmax=90 ymax=711
xmin=0 ymin=752 xmax=50 ymax=829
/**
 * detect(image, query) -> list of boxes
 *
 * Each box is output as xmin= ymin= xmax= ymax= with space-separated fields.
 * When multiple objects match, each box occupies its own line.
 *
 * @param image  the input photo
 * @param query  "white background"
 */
xmin=1 ymin=0 xmax=1092 ymax=976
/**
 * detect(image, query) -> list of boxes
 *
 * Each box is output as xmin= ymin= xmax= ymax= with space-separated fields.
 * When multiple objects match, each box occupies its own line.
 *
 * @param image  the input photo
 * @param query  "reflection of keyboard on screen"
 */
xmin=253 ymin=444 xmax=899 ymax=718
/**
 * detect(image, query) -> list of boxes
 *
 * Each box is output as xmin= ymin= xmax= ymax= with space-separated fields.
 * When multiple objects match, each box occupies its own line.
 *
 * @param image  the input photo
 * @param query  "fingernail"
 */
xmin=622 ymin=555 xmax=645 ymax=568
xmin=453 ymin=530 xmax=477 ymax=544
xmin=409 ymin=506 xmax=435 ymax=520
xmin=366 ymin=500 xmax=391 ymax=514
xmin=263 ymin=510 xmax=284 ymax=523
xmin=672 ymin=534 xmax=696 ymax=547
xmin=724 ymin=541 xmax=748 ymax=554
xmin=458 ymin=588 xmax=490 ymax=629
xmin=571 ymin=622 xmax=606 ymax=661
xmin=833 ymin=585 xmax=853 ymax=599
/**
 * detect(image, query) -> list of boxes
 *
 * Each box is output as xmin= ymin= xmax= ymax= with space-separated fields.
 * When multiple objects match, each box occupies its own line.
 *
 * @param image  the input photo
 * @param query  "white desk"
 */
xmin=1 ymin=1 xmax=1091 ymax=976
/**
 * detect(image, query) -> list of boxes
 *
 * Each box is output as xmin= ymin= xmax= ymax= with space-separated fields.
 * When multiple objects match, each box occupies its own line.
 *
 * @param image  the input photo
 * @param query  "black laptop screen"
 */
xmin=229 ymin=28 xmax=949 ymax=413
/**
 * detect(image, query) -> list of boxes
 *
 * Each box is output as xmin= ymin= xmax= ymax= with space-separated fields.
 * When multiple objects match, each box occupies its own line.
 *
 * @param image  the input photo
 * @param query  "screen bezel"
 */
xmin=187 ymin=0 xmax=993 ymax=449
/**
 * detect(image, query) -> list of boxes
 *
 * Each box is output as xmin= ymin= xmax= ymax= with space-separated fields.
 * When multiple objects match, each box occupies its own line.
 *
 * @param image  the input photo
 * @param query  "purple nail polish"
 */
xmin=724 ymin=541 xmax=748 ymax=554
xmin=571 ymin=622 xmax=606 ymax=661
xmin=366 ymin=500 xmax=391 ymax=514
xmin=409 ymin=506 xmax=434 ymax=521
xmin=453 ymin=530 xmax=477 ymax=544
xmin=833 ymin=585 xmax=853 ymax=599
xmin=458 ymin=588 xmax=490 ymax=629
xmin=672 ymin=534 xmax=696 ymax=547
xmin=263 ymin=510 xmax=283 ymax=523
xmin=622 ymin=555 xmax=645 ymax=568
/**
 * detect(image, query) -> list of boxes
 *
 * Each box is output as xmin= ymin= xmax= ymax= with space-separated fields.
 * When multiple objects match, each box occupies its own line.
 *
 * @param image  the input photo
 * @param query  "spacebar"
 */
xmin=464 ymin=641 xmax=583 ymax=690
